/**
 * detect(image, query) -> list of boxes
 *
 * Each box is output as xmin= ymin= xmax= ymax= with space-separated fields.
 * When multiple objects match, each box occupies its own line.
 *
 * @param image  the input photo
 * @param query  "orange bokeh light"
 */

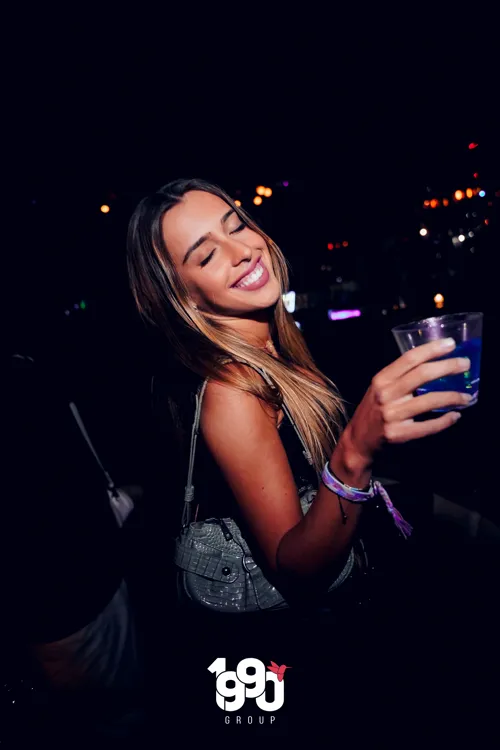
xmin=100 ymin=205 xmax=110 ymax=213
xmin=234 ymin=200 xmax=242 ymax=206
xmin=430 ymin=199 xmax=439 ymax=208
xmin=443 ymin=198 xmax=449 ymax=206
xmin=454 ymin=190 xmax=464 ymax=201
xmin=253 ymin=196 xmax=263 ymax=206
xmin=466 ymin=188 xmax=473 ymax=198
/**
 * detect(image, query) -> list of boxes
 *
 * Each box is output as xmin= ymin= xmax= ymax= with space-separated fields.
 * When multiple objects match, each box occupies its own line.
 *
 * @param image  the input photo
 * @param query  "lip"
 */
xmin=231 ymin=256 xmax=262 ymax=288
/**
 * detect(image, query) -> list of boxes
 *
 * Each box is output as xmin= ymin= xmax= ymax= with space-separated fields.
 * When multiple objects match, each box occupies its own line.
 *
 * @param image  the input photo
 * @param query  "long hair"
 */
xmin=127 ymin=178 xmax=346 ymax=473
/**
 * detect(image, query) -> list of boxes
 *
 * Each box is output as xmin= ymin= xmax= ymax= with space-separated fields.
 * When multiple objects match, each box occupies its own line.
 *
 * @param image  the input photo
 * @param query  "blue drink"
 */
xmin=392 ymin=312 xmax=484 ymax=413
xmin=415 ymin=336 xmax=482 ymax=410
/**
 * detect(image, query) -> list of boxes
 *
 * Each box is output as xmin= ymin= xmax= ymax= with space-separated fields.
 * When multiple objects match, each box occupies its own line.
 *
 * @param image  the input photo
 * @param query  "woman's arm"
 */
xmin=200 ymin=367 xmax=363 ymax=593
xmin=201 ymin=339 xmax=469 ymax=594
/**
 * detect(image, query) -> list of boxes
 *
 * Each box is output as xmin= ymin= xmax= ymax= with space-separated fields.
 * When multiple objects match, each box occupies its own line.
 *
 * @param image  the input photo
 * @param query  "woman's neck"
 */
xmin=225 ymin=313 xmax=273 ymax=349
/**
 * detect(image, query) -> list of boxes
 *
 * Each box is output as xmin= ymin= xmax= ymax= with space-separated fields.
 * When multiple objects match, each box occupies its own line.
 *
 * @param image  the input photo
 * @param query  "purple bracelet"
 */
xmin=321 ymin=462 xmax=413 ymax=539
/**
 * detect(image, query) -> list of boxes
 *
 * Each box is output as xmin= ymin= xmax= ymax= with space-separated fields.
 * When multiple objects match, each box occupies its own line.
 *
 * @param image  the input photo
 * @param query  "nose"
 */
xmin=226 ymin=237 xmax=253 ymax=266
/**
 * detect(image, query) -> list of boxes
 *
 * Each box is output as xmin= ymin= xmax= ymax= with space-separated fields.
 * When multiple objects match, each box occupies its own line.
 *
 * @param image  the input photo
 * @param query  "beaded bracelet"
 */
xmin=321 ymin=462 xmax=413 ymax=539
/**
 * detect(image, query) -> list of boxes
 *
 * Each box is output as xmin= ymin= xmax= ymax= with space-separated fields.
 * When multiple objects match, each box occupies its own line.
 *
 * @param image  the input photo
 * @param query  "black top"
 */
xmin=149 ymin=362 xmax=408 ymax=610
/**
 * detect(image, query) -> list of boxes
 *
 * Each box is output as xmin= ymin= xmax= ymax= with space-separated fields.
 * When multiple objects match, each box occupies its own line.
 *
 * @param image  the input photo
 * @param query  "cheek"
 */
xmin=191 ymin=268 xmax=227 ymax=298
xmin=252 ymin=232 xmax=267 ymax=248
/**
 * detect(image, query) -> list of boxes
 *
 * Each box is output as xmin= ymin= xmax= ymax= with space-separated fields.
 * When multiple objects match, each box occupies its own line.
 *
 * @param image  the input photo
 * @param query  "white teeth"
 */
xmin=235 ymin=261 xmax=264 ymax=288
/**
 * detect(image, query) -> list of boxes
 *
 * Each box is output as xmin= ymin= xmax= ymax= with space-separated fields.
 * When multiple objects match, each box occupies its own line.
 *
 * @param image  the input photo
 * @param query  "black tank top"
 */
xmin=150 ymin=363 xmax=411 ymax=619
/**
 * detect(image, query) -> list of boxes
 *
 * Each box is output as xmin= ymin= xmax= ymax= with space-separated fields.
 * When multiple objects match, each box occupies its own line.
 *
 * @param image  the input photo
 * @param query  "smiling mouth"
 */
xmin=232 ymin=258 xmax=269 ymax=290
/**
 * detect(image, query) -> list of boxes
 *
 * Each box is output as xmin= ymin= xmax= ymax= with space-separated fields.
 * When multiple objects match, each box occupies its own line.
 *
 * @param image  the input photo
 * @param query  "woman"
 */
xmin=126 ymin=178 xmax=471 ymax=734
xmin=126 ymin=177 xmax=470 ymax=603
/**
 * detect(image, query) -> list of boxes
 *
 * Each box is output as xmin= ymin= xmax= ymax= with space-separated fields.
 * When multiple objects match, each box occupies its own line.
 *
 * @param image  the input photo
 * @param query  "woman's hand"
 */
xmin=337 ymin=337 xmax=471 ymax=472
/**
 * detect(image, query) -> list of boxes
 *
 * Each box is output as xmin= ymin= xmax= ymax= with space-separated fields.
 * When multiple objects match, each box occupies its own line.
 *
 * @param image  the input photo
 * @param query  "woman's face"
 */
xmin=161 ymin=190 xmax=282 ymax=317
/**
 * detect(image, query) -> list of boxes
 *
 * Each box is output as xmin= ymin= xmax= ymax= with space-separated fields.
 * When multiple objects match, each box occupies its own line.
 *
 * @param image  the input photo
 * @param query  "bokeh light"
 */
xmin=253 ymin=196 xmax=263 ymax=206
xmin=234 ymin=200 xmax=242 ymax=206
xmin=100 ymin=205 xmax=110 ymax=213
xmin=256 ymin=186 xmax=265 ymax=196
xmin=264 ymin=188 xmax=272 ymax=197
xmin=454 ymin=190 xmax=464 ymax=201
xmin=419 ymin=228 xmax=428 ymax=236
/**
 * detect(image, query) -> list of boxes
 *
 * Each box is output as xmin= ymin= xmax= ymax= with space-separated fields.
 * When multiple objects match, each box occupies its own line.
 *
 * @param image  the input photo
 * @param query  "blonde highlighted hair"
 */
xmin=126 ymin=178 xmax=346 ymax=473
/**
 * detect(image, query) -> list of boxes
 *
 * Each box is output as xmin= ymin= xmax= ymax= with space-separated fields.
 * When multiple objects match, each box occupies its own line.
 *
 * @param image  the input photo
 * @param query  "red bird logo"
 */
xmin=267 ymin=661 xmax=292 ymax=682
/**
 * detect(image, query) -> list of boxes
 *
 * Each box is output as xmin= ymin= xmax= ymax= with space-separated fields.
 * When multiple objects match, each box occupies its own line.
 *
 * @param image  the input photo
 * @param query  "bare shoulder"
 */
xmin=202 ymin=361 xmax=278 ymax=428
xmin=198 ymin=361 xmax=303 ymax=572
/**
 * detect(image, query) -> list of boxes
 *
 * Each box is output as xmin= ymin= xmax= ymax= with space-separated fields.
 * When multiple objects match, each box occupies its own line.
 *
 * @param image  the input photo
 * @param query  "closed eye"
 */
xmin=230 ymin=222 xmax=246 ymax=234
xmin=200 ymin=249 xmax=215 ymax=267
xmin=200 ymin=224 xmax=246 ymax=267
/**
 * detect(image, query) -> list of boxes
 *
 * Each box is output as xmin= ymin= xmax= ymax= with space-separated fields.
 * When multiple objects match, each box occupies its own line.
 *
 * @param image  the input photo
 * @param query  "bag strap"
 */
xmin=180 ymin=362 xmax=314 ymax=528
xmin=68 ymin=402 xmax=119 ymax=498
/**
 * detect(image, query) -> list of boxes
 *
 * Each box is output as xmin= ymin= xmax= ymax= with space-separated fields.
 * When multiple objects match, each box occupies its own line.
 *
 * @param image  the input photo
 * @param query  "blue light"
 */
xmin=479 ymin=190 xmax=486 ymax=197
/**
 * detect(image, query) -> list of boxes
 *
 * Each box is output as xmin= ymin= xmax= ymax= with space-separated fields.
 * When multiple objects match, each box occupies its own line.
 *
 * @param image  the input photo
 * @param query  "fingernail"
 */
xmin=439 ymin=337 xmax=456 ymax=349
xmin=462 ymin=393 xmax=473 ymax=401
xmin=451 ymin=412 xmax=462 ymax=422
xmin=459 ymin=357 xmax=471 ymax=369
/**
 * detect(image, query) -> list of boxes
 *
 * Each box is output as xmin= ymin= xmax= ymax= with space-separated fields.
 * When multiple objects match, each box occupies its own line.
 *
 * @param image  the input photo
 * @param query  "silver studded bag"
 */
xmin=174 ymin=364 xmax=356 ymax=613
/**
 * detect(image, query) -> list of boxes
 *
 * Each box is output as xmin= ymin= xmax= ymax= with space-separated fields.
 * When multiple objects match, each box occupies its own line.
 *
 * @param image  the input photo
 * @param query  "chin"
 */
xmin=246 ymin=287 xmax=282 ymax=311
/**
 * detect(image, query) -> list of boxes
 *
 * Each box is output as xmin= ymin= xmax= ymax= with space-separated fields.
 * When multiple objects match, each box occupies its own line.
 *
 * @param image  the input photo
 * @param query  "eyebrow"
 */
xmin=182 ymin=208 xmax=236 ymax=265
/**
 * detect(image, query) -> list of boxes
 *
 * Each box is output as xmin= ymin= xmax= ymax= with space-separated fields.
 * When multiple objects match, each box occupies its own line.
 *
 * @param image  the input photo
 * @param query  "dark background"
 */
xmin=7 ymin=22 xmax=499 ymax=518
xmin=3 ymin=15 xmax=500 ymax=741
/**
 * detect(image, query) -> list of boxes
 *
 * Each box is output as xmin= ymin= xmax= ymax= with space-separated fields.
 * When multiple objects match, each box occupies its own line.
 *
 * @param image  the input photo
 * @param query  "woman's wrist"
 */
xmin=329 ymin=426 xmax=373 ymax=490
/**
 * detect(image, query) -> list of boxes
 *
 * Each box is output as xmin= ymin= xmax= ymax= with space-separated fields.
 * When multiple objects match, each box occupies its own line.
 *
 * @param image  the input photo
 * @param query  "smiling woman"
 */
xmin=126 ymin=178 xmax=465 ymax=629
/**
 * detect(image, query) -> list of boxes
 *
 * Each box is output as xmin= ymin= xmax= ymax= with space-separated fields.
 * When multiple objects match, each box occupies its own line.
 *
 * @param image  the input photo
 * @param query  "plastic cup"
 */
xmin=391 ymin=312 xmax=483 ymax=411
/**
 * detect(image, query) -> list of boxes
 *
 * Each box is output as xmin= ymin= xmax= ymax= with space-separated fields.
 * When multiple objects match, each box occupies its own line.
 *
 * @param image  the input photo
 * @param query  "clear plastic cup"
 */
xmin=391 ymin=312 xmax=483 ymax=410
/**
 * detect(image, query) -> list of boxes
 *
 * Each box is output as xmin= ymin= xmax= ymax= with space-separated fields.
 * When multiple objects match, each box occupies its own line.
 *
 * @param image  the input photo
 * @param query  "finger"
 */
xmin=385 ymin=390 xmax=472 ymax=421
xmin=386 ymin=356 xmax=470 ymax=401
xmin=375 ymin=338 xmax=457 ymax=384
xmin=387 ymin=411 xmax=462 ymax=443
